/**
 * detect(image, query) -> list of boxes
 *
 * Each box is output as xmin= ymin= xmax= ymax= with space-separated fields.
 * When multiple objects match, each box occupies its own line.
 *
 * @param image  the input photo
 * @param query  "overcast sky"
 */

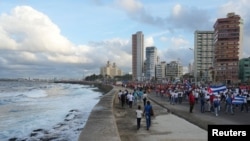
xmin=0 ymin=0 xmax=250 ymax=80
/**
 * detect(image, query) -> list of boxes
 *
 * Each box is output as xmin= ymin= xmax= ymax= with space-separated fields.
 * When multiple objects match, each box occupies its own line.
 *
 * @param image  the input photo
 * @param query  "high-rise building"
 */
xmin=194 ymin=31 xmax=214 ymax=83
xmin=155 ymin=61 xmax=166 ymax=81
xmin=213 ymin=12 xmax=243 ymax=84
xmin=166 ymin=61 xmax=183 ymax=81
xmin=239 ymin=57 xmax=250 ymax=82
xmin=132 ymin=31 xmax=144 ymax=81
xmin=145 ymin=46 xmax=157 ymax=80
xmin=100 ymin=61 xmax=123 ymax=78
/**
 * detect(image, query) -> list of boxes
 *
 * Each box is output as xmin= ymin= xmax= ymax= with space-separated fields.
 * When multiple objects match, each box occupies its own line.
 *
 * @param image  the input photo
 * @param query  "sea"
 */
xmin=0 ymin=80 xmax=102 ymax=141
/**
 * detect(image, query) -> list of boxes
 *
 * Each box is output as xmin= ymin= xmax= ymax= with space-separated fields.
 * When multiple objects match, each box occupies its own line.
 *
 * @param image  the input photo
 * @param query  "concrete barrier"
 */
xmin=78 ymin=87 xmax=121 ymax=141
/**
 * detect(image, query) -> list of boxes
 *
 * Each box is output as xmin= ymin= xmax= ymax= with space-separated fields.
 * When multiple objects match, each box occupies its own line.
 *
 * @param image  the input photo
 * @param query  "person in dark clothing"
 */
xmin=200 ymin=93 xmax=205 ymax=113
xmin=120 ymin=91 xmax=126 ymax=108
xmin=143 ymin=101 xmax=154 ymax=130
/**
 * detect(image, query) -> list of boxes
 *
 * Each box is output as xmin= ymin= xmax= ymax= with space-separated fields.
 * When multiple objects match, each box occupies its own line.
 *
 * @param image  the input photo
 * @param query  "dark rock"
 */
xmin=30 ymin=132 xmax=38 ymax=137
xmin=8 ymin=138 xmax=17 ymax=141
xmin=33 ymin=128 xmax=44 ymax=132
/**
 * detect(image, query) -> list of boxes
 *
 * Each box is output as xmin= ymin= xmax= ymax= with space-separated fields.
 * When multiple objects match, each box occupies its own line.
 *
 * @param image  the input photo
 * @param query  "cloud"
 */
xmin=167 ymin=4 xmax=211 ymax=31
xmin=144 ymin=36 xmax=154 ymax=47
xmin=115 ymin=0 xmax=143 ymax=13
xmin=0 ymin=5 xmax=131 ymax=79
xmin=157 ymin=36 xmax=192 ymax=68
xmin=115 ymin=0 xmax=212 ymax=31
xmin=170 ymin=37 xmax=189 ymax=48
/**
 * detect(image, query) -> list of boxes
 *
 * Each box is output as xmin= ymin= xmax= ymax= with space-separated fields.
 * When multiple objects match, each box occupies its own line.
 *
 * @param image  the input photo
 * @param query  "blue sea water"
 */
xmin=0 ymin=81 xmax=102 ymax=141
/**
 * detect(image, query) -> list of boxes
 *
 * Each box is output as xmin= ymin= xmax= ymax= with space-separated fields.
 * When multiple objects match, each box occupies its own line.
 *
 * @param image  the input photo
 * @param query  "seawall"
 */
xmin=78 ymin=86 xmax=121 ymax=141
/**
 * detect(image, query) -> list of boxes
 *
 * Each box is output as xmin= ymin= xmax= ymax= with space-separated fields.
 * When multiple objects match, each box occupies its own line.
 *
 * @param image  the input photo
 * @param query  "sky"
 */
xmin=0 ymin=0 xmax=250 ymax=80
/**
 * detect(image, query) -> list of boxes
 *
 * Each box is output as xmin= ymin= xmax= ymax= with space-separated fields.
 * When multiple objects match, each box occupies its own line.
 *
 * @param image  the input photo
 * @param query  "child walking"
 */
xmin=136 ymin=105 xmax=143 ymax=130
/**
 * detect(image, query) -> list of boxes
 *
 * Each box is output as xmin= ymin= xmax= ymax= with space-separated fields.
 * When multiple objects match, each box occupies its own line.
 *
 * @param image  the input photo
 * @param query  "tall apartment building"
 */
xmin=166 ymin=61 xmax=183 ymax=81
xmin=132 ymin=31 xmax=144 ymax=81
xmin=155 ymin=61 xmax=166 ymax=81
xmin=239 ymin=58 xmax=250 ymax=82
xmin=100 ymin=61 xmax=123 ymax=78
xmin=213 ymin=12 xmax=243 ymax=84
xmin=145 ymin=46 xmax=157 ymax=80
xmin=194 ymin=31 xmax=214 ymax=82
xmin=188 ymin=63 xmax=193 ymax=74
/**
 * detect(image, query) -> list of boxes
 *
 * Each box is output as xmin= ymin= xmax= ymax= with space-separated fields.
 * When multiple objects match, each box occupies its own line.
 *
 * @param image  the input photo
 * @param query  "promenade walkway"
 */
xmin=114 ymin=87 xmax=206 ymax=141
xmin=79 ymin=86 xmax=250 ymax=141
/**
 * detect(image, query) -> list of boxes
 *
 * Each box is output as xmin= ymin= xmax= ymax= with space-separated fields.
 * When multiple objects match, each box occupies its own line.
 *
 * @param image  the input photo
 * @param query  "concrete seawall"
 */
xmin=78 ymin=87 xmax=121 ymax=141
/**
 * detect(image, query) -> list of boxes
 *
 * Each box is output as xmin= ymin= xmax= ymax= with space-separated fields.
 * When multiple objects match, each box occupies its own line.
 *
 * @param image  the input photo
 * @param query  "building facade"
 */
xmin=145 ymin=46 xmax=157 ymax=80
xmin=132 ymin=31 xmax=144 ymax=81
xmin=213 ymin=12 xmax=243 ymax=84
xmin=239 ymin=57 xmax=250 ymax=83
xmin=155 ymin=61 xmax=166 ymax=82
xmin=100 ymin=61 xmax=123 ymax=78
xmin=194 ymin=30 xmax=214 ymax=83
xmin=166 ymin=61 xmax=183 ymax=81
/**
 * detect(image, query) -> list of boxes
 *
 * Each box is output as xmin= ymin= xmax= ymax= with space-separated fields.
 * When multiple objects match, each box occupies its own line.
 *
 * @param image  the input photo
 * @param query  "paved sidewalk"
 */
xmin=114 ymin=87 xmax=207 ymax=141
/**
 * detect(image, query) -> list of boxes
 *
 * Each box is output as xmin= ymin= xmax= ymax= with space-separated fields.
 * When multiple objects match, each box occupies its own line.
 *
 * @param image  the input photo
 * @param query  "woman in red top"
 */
xmin=189 ymin=90 xmax=195 ymax=113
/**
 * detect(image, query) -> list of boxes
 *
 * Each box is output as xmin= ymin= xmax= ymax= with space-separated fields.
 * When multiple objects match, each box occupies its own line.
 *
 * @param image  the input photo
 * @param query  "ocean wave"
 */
xmin=8 ymin=109 xmax=88 ymax=141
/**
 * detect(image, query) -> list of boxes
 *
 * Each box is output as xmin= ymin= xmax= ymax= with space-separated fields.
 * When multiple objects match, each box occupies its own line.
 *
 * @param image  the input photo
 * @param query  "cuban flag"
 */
xmin=232 ymin=96 xmax=245 ymax=105
xmin=208 ymin=85 xmax=227 ymax=94
xmin=184 ymin=80 xmax=191 ymax=89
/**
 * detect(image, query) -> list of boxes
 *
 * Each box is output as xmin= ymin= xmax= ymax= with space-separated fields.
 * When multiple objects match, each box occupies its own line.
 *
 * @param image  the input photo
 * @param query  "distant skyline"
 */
xmin=0 ymin=0 xmax=250 ymax=79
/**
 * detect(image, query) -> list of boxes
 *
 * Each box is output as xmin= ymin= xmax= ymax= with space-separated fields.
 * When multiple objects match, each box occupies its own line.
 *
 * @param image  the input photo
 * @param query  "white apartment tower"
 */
xmin=155 ymin=61 xmax=166 ymax=81
xmin=166 ymin=61 xmax=183 ymax=81
xmin=132 ymin=31 xmax=144 ymax=81
xmin=145 ymin=46 xmax=157 ymax=80
xmin=194 ymin=31 xmax=214 ymax=82
xmin=100 ymin=61 xmax=123 ymax=78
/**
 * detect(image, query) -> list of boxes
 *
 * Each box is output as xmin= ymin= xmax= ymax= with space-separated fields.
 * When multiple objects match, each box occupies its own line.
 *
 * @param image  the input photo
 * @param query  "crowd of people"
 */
xmin=116 ymin=82 xmax=250 ymax=131
xmin=117 ymin=87 xmax=154 ymax=130
xmin=120 ymin=82 xmax=250 ymax=116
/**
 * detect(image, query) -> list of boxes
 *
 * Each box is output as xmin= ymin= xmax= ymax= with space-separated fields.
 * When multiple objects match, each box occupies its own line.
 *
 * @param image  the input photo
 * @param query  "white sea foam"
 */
xmin=0 ymin=81 xmax=102 ymax=141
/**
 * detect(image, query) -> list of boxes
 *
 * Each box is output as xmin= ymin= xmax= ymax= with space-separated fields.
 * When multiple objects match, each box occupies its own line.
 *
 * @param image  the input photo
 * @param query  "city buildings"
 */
xmin=155 ymin=61 xmax=167 ymax=82
xmin=129 ymin=12 xmax=244 ymax=84
xmin=145 ymin=46 xmax=157 ymax=80
xmin=166 ymin=61 xmax=183 ymax=81
xmin=239 ymin=57 xmax=250 ymax=83
xmin=213 ymin=12 xmax=243 ymax=84
xmin=132 ymin=31 xmax=144 ymax=81
xmin=100 ymin=61 xmax=123 ymax=78
xmin=194 ymin=30 xmax=214 ymax=83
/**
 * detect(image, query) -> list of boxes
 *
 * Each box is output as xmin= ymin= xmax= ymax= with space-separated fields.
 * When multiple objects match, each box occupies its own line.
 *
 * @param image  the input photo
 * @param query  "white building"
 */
xmin=155 ymin=61 xmax=166 ymax=81
xmin=100 ymin=61 xmax=123 ymax=78
xmin=166 ymin=61 xmax=183 ymax=81
xmin=194 ymin=30 xmax=214 ymax=82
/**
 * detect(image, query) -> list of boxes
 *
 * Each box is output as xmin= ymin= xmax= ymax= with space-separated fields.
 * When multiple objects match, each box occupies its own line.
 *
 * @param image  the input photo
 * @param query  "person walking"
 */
xmin=142 ymin=91 xmax=148 ymax=106
xmin=135 ymin=105 xmax=143 ymax=130
xmin=225 ymin=93 xmax=234 ymax=115
xmin=120 ymin=91 xmax=126 ymax=108
xmin=200 ymin=93 xmax=205 ymax=113
xmin=189 ymin=90 xmax=195 ymax=113
xmin=143 ymin=101 xmax=154 ymax=130
xmin=118 ymin=90 xmax=122 ymax=104
xmin=240 ymin=94 xmax=249 ymax=112
xmin=128 ymin=92 xmax=134 ymax=108
xmin=213 ymin=95 xmax=220 ymax=116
